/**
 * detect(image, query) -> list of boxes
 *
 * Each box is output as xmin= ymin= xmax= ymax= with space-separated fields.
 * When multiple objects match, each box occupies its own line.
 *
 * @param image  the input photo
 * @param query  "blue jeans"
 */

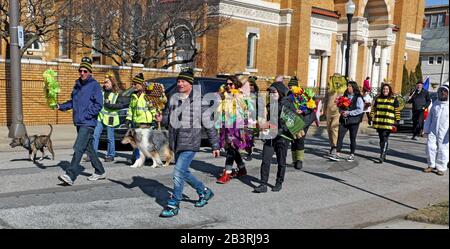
xmin=93 ymin=120 xmax=116 ymax=158
xmin=172 ymin=151 xmax=206 ymax=203
xmin=66 ymin=126 xmax=105 ymax=181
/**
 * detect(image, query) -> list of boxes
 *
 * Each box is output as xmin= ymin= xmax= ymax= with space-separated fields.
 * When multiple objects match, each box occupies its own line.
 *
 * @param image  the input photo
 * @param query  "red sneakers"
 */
xmin=217 ymin=171 xmax=232 ymax=184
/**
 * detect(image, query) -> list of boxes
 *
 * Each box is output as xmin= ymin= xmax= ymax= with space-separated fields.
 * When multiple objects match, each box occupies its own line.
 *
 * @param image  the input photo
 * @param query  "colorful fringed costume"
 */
xmin=43 ymin=69 xmax=61 ymax=109
xmin=216 ymin=86 xmax=253 ymax=151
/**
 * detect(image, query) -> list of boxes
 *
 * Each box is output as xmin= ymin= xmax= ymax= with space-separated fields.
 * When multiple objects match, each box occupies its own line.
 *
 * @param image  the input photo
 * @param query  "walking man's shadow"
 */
xmin=109 ymin=176 xmax=188 ymax=208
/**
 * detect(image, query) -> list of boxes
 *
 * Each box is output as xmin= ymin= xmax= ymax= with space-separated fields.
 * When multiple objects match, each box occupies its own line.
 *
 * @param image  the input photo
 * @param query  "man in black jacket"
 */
xmin=408 ymin=81 xmax=431 ymax=140
xmin=159 ymin=68 xmax=220 ymax=218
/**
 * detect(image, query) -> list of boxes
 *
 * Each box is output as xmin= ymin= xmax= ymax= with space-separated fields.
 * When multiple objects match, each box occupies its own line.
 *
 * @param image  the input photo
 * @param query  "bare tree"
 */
xmin=0 ymin=0 xmax=70 ymax=57
xmin=67 ymin=0 xmax=229 ymax=68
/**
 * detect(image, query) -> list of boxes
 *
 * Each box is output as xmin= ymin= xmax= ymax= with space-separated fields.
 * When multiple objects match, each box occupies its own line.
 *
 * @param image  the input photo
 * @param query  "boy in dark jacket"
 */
xmin=254 ymin=80 xmax=298 ymax=193
xmin=56 ymin=57 xmax=105 ymax=185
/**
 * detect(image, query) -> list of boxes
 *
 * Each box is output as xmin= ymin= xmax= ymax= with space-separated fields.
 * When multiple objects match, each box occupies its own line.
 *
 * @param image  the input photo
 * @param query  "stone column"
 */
xmin=378 ymin=41 xmax=391 ymax=87
xmin=350 ymin=41 xmax=359 ymax=81
xmin=321 ymin=54 xmax=329 ymax=93
xmin=335 ymin=34 xmax=343 ymax=74
xmin=366 ymin=41 xmax=373 ymax=83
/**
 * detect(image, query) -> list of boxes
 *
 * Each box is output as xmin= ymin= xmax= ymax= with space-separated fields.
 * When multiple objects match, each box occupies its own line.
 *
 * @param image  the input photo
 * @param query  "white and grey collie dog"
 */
xmin=121 ymin=128 xmax=174 ymax=168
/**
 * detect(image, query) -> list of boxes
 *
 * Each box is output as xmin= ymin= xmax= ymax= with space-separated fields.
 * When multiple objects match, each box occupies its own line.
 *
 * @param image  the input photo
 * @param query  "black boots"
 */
xmin=254 ymin=183 xmax=283 ymax=193
xmin=272 ymin=182 xmax=283 ymax=192
xmin=379 ymin=142 xmax=389 ymax=163
xmin=254 ymin=184 xmax=268 ymax=193
xmin=293 ymin=161 xmax=303 ymax=170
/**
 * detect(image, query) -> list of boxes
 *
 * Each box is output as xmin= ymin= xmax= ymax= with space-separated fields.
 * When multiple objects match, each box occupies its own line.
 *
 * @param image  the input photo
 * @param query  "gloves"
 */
xmin=104 ymin=102 xmax=113 ymax=109
xmin=125 ymin=120 xmax=132 ymax=128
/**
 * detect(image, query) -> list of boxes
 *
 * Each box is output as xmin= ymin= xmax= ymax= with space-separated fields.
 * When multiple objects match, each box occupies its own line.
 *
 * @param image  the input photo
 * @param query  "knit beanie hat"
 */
xmin=79 ymin=57 xmax=93 ymax=73
xmin=177 ymin=68 xmax=194 ymax=85
xmin=132 ymin=73 xmax=145 ymax=86
xmin=288 ymin=76 xmax=299 ymax=87
xmin=248 ymin=76 xmax=258 ymax=85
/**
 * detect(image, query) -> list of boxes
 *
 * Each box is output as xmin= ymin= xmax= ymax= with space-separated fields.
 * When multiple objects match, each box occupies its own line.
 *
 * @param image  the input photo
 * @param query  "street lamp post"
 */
xmin=8 ymin=0 xmax=27 ymax=138
xmin=344 ymin=0 xmax=356 ymax=79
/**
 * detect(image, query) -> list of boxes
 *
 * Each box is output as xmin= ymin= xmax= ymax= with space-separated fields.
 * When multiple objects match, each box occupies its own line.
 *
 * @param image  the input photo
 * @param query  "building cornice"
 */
xmin=405 ymin=33 xmax=422 ymax=52
xmin=218 ymin=0 xmax=292 ymax=27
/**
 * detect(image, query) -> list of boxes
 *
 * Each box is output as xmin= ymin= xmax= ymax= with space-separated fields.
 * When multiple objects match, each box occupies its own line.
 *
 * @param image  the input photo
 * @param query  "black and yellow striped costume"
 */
xmin=370 ymin=96 xmax=401 ymax=130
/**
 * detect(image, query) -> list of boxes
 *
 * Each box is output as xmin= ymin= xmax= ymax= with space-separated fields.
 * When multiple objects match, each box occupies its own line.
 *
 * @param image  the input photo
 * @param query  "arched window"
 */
xmin=25 ymin=33 xmax=42 ymax=51
xmin=246 ymin=33 xmax=258 ymax=68
xmin=174 ymin=26 xmax=193 ymax=51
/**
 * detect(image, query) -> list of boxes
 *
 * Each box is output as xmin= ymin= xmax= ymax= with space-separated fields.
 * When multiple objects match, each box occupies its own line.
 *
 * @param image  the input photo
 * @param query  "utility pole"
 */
xmin=8 ymin=0 xmax=27 ymax=138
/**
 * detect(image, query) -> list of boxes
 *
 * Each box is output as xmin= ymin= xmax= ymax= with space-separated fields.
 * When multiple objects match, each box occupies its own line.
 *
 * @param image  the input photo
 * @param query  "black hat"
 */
xmin=79 ymin=57 xmax=93 ymax=73
xmin=288 ymin=76 xmax=298 ymax=87
xmin=177 ymin=68 xmax=194 ymax=85
xmin=248 ymin=76 xmax=258 ymax=84
xmin=132 ymin=73 xmax=145 ymax=85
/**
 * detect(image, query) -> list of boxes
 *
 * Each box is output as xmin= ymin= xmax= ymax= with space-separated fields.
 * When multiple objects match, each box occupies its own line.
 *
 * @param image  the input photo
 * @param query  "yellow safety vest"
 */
xmin=98 ymin=91 xmax=120 ymax=127
xmin=126 ymin=93 xmax=156 ymax=124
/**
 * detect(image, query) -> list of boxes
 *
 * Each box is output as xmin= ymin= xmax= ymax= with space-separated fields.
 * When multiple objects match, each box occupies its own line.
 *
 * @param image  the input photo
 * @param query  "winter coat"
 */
xmin=267 ymin=82 xmax=298 ymax=139
xmin=59 ymin=76 xmax=103 ymax=127
xmin=408 ymin=89 xmax=431 ymax=111
xmin=166 ymin=89 xmax=220 ymax=153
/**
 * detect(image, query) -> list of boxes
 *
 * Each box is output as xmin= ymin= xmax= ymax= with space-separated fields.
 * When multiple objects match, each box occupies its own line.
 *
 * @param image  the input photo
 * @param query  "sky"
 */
xmin=426 ymin=0 xmax=449 ymax=6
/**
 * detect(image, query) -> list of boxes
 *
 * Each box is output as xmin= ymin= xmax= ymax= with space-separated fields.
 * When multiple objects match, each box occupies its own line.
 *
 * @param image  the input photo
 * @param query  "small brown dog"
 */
xmin=121 ymin=128 xmax=174 ymax=168
xmin=10 ymin=124 xmax=55 ymax=162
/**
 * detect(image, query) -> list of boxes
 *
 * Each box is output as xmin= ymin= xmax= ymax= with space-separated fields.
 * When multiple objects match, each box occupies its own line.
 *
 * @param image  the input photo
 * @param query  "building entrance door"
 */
xmin=308 ymin=55 xmax=319 ymax=88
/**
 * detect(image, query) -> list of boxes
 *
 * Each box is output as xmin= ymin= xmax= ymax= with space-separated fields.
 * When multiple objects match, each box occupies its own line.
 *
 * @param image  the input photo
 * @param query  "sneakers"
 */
xmin=411 ymin=136 xmax=418 ymax=141
xmin=160 ymin=199 xmax=180 ymax=218
xmin=329 ymin=154 xmax=341 ymax=162
xmin=195 ymin=188 xmax=214 ymax=208
xmin=83 ymin=155 xmax=91 ymax=162
xmin=217 ymin=170 xmax=232 ymax=184
xmin=347 ymin=154 xmax=355 ymax=162
xmin=58 ymin=174 xmax=74 ymax=186
xmin=104 ymin=157 xmax=114 ymax=163
xmin=423 ymin=167 xmax=434 ymax=173
xmin=272 ymin=183 xmax=282 ymax=192
xmin=254 ymin=184 xmax=268 ymax=193
xmin=437 ymin=171 xmax=445 ymax=176
xmin=87 ymin=173 xmax=106 ymax=181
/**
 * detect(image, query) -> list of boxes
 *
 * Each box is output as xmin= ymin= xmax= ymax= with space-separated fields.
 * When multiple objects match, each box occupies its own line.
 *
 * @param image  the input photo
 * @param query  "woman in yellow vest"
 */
xmin=125 ymin=73 xmax=158 ymax=167
xmin=370 ymin=83 xmax=401 ymax=163
xmin=88 ymin=74 xmax=125 ymax=162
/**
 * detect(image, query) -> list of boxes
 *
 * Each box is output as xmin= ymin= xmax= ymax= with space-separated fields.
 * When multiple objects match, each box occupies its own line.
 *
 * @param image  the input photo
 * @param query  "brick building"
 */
xmin=0 ymin=0 xmax=425 ymax=125
xmin=198 ymin=0 xmax=425 ymax=93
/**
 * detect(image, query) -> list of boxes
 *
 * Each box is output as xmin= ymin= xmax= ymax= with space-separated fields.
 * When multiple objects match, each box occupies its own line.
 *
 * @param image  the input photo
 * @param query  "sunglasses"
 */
xmin=79 ymin=69 xmax=89 ymax=74
xmin=226 ymin=83 xmax=234 ymax=86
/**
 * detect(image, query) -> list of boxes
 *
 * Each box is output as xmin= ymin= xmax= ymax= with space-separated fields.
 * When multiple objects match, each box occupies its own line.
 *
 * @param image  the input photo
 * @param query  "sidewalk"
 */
xmin=365 ymin=219 xmax=449 ymax=229
xmin=0 ymin=124 xmax=77 ymax=151
xmin=0 ymin=121 xmax=377 ymax=152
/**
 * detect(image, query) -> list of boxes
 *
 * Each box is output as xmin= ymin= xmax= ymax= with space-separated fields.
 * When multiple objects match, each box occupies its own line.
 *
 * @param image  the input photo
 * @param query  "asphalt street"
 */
xmin=0 ymin=129 xmax=448 ymax=229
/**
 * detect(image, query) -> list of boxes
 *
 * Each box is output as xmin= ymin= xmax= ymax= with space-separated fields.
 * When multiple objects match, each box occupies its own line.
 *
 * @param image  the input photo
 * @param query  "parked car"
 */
xmin=100 ymin=77 xmax=226 ymax=145
xmin=398 ymin=92 xmax=438 ymax=130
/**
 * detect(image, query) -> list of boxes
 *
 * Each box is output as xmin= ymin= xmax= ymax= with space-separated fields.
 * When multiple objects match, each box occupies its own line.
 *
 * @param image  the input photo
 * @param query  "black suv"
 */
xmin=100 ymin=77 xmax=226 ymax=144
